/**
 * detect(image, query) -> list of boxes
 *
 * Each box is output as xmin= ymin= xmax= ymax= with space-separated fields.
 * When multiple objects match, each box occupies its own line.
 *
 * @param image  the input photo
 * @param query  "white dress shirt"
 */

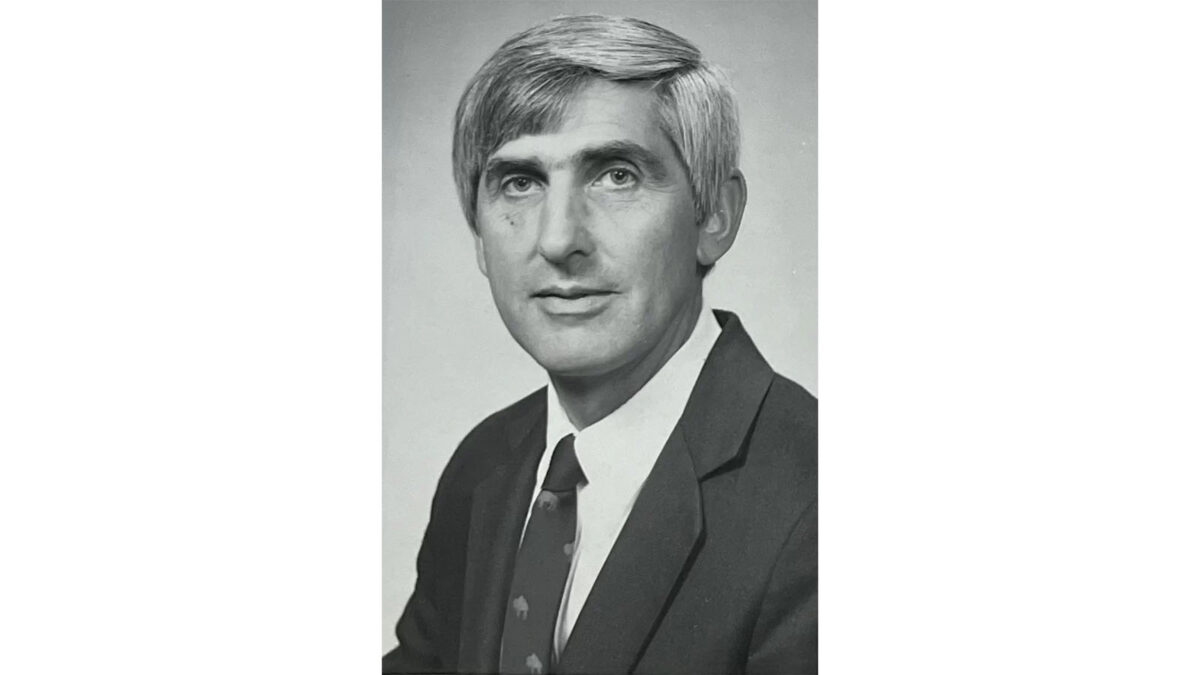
xmin=521 ymin=303 xmax=723 ymax=659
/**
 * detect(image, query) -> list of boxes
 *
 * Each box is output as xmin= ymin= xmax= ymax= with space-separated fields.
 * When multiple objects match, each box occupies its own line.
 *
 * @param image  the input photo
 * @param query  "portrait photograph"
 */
xmin=383 ymin=1 xmax=817 ymax=672
xmin=5 ymin=1 xmax=1197 ymax=674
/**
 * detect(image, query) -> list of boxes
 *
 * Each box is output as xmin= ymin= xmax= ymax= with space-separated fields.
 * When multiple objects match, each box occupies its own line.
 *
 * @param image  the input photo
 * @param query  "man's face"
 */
xmin=473 ymin=80 xmax=705 ymax=379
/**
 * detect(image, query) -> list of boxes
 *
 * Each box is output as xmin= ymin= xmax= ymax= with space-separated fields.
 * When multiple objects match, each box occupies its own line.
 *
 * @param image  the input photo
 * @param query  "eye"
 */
xmin=596 ymin=167 xmax=639 ymax=189
xmin=501 ymin=175 xmax=539 ymax=197
xmin=609 ymin=169 xmax=634 ymax=185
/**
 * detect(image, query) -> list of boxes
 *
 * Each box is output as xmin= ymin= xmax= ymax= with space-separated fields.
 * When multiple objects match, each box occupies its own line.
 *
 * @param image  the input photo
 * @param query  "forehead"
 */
xmin=487 ymin=81 xmax=671 ymax=164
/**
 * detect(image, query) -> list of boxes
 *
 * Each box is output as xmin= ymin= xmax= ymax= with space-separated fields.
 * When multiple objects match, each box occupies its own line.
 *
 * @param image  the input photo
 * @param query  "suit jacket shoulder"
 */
xmin=436 ymin=387 xmax=546 ymax=500
xmin=753 ymin=372 xmax=818 ymax=504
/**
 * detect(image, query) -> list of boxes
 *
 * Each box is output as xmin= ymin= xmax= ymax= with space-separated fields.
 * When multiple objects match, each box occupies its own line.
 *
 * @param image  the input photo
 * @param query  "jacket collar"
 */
xmin=680 ymin=310 xmax=776 ymax=478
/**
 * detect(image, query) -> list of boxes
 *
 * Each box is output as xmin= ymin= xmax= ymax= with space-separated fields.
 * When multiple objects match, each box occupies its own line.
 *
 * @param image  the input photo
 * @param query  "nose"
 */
xmin=536 ymin=184 xmax=592 ymax=265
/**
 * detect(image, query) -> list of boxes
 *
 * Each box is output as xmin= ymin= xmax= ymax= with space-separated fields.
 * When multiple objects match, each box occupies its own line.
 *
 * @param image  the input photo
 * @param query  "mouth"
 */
xmin=531 ymin=285 xmax=617 ymax=317
xmin=532 ymin=285 xmax=617 ymax=300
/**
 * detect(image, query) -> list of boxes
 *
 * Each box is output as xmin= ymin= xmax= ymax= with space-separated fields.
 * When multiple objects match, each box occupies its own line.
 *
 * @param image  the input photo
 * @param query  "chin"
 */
xmin=526 ymin=342 xmax=628 ymax=379
xmin=532 ymin=352 xmax=617 ymax=379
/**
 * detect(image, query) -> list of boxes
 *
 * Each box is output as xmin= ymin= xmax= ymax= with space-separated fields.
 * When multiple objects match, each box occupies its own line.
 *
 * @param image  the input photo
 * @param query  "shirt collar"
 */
xmin=545 ymin=301 xmax=723 ymax=489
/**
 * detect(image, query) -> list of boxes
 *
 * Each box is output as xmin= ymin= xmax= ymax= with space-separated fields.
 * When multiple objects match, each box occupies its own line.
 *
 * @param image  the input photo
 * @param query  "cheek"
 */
xmin=480 ymin=232 xmax=533 ymax=300
xmin=601 ymin=193 xmax=695 ymax=247
xmin=608 ymin=214 xmax=698 ymax=305
xmin=642 ymin=204 xmax=699 ymax=272
xmin=481 ymin=204 xmax=526 ymax=231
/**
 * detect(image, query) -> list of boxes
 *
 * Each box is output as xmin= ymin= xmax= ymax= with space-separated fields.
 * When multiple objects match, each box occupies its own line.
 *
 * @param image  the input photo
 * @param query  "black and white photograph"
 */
xmin=383 ymin=2 xmax=817 ymax=672
xmin=8 ymin=1 xmax=1200 ymax=674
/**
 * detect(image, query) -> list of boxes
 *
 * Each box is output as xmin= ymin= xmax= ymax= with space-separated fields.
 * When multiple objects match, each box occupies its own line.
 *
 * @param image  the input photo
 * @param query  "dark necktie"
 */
xmin=499 ymin=434 xmax=586 ymax=675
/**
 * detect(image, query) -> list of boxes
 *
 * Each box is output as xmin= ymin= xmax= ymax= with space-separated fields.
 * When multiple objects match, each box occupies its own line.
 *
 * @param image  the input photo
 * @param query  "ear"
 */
xmin=473 ymin=230 xmax=489 ymax=278
xmin=696 ymin=169 xmax=747 ymax=267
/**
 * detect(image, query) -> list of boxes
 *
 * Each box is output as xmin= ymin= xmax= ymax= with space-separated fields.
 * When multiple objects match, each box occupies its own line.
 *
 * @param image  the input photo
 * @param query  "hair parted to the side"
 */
xmin=452 ymin=14 xmax=740 ymax=232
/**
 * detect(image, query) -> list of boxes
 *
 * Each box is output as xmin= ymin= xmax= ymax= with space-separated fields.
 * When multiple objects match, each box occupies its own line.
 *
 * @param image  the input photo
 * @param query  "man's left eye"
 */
xmin=597 ymin=168 xmax=638 ymax=188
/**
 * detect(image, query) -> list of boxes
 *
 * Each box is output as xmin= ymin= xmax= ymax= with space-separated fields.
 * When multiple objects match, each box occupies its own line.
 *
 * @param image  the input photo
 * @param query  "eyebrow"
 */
xmin=483 ymin=140 xmax=670 ymax=186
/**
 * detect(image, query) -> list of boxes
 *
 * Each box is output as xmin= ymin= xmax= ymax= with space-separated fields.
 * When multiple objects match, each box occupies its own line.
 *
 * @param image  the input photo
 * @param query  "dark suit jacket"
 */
xmin=384 ymin=311 xmax=817 ymax=674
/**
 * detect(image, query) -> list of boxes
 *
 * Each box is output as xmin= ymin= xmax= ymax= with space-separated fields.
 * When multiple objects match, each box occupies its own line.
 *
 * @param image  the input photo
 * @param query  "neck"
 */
xmin=551 ymin=294 xmax=704 ymax=430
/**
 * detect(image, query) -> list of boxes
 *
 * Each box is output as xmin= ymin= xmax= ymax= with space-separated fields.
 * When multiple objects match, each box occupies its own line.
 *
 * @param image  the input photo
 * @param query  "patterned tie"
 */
xmin=500 ymin=434 xmax=586 ymax=675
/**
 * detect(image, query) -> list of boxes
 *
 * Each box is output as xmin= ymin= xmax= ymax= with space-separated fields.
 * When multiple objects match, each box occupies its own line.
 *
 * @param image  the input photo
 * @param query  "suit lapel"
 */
xmin=681 ymin=311 xmax=776 ymax=479
xmin=557 ymin=311 xmax=776 ymax=673
xmin=456 ymin=391 xmax=547 ymax=673
xmin=556 ymin=429 xmax=701 ymax=674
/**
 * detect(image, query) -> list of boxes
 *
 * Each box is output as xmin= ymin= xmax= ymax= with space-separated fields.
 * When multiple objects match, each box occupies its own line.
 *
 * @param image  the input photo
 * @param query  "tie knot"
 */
xmin=542 ymin=434 xmax=585 ymax=493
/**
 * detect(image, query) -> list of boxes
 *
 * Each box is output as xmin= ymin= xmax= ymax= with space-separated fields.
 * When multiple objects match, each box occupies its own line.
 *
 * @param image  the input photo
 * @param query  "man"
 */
xmin=384 ymin=14 xmax=816 ymax=675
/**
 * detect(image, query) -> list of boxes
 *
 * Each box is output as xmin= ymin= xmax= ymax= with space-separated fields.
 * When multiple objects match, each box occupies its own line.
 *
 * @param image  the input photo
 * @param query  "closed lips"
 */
xmin=533 ymin=287 xmax=615 ymax=298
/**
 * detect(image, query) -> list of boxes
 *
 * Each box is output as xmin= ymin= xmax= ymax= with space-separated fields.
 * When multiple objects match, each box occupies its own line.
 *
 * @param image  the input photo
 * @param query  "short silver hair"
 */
xmin=452 ymin=15 xmax=740 ymax=232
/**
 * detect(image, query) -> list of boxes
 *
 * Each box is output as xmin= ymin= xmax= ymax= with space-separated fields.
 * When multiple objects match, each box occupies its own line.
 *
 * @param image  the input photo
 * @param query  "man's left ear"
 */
xmin=696 ymin=170 xmax=747 ymax=267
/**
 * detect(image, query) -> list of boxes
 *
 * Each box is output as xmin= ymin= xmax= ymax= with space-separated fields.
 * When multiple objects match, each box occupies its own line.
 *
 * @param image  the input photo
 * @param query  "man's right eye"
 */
xmin=502 ymin=176 xmax=538 ymax=196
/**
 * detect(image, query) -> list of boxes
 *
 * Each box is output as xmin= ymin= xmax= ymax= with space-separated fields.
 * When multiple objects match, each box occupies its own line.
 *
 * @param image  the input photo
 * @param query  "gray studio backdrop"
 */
xmin=383 ymin=0 xmax=816 ymax=651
